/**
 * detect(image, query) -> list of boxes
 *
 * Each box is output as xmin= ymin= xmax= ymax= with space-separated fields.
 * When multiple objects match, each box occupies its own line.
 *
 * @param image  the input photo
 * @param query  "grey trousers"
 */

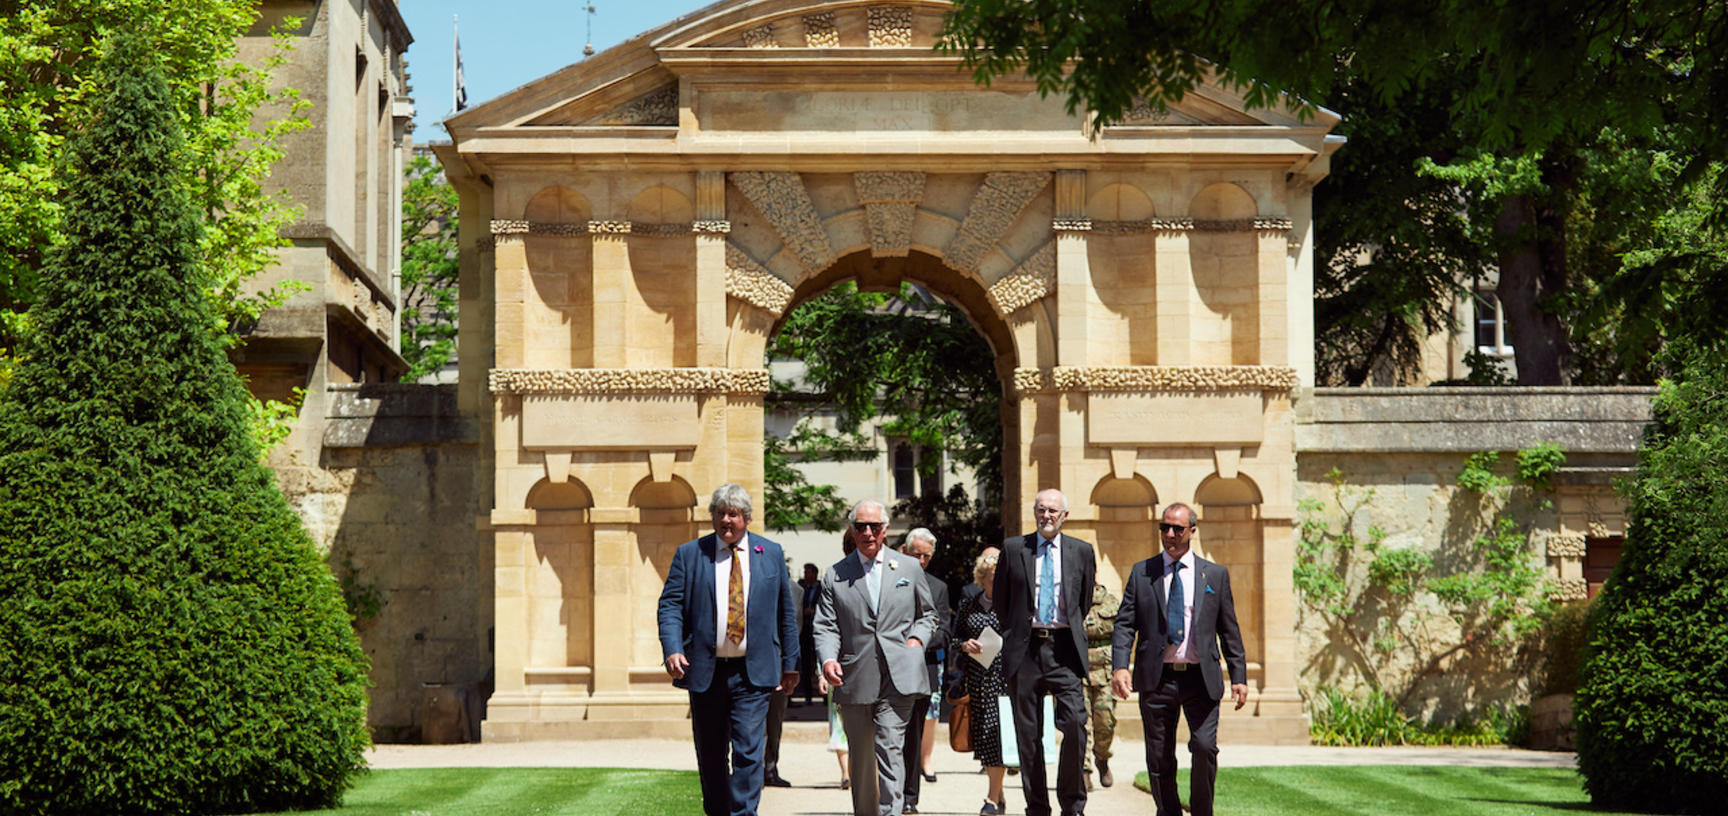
xmin=839 ymin=695 xmax=916 ymax=816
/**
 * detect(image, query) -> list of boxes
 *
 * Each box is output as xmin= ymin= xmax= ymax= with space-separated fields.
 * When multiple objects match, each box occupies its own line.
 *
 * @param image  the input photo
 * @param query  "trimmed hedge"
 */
xmin=1573 ymin=353 xmax=1728 ymax=814
xmin=0 ymin=40 xmax=369 ymax=814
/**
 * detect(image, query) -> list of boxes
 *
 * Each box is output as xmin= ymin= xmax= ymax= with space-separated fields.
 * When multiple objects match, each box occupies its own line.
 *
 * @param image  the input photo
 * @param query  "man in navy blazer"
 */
xmin=658 ymin=484 xmax=800 ymax=816
xmin=995 ymin=489 xmax=1097 ymax=816
xmin=1111 ymin=503 xmax=1247 ymax=816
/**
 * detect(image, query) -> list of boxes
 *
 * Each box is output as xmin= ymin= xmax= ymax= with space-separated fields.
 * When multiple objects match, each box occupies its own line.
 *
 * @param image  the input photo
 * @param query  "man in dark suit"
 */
xmin=657 ymin=484 xmax=800 ymax=816
xmin=994 ymin=489 xmax=1096 ymax=816
xmin=1111 ymin=502 xmax=1247 ymax=816
xmin=898 ymin=527 xmax=952 ymax=813
xmin=814 ymin=500 xmax=940 ymax=816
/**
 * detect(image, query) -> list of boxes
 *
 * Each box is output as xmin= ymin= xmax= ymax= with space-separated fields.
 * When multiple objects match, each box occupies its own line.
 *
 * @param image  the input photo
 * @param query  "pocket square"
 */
xmin=1205 ymin=585 xmax=1216 ymax=594
xmin=895 ymin=578 xmax=911 ymax=587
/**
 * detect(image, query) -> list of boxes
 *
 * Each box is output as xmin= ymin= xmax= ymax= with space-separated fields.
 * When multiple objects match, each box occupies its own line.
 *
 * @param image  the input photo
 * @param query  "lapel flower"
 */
xmin=889 ymin=560 xmax=898 ymax=570
xmin=753 ymin=544 xmax=764 ymax=553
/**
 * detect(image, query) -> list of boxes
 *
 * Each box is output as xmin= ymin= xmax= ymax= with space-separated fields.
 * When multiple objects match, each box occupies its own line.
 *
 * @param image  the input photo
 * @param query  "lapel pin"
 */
xmin=889 ymin=560 xmax=898 ymax=570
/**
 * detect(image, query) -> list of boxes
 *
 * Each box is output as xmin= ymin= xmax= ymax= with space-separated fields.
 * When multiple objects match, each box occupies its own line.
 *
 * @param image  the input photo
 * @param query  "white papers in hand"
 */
xmin=969 ymin=625 xmax=1003 ymax=668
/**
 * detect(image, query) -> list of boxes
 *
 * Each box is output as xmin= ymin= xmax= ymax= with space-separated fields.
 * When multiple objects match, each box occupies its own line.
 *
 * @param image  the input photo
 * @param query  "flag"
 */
xmin=453 ymin=16 xmax=468 ymax=112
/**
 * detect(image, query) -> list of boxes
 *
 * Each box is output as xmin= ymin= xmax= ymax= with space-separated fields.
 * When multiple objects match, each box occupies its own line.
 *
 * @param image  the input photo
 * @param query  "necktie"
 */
xmin=1037 ymin=540 xmax=1056 ymax=626
xmin=865 ymin=557 xmax=880 ymax=613
xmin=726 ymin=541 xmax=746 ymax=644
xmin=1166 ymin=561 xmax=1186 ymax=646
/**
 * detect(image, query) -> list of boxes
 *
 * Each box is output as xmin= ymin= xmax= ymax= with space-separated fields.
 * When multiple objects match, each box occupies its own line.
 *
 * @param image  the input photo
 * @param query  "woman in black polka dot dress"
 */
xmin=956 ymin=550 xmax=1009 ymax=815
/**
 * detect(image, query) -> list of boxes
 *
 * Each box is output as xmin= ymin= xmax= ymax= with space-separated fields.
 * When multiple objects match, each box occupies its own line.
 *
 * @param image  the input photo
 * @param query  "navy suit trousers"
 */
xmin=690 ymin=659 xmax=773 ymax=816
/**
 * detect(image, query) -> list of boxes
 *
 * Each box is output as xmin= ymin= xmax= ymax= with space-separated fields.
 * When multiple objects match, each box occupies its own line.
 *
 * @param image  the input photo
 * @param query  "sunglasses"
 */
xmin=1159 ymin=523 xmax=1192 ymax=534
xmin=852 ymin=521 xmax=885 ymax=533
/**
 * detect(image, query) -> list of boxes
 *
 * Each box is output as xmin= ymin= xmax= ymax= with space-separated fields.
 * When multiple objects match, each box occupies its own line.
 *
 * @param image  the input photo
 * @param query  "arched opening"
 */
xmin=1090 ymin=474 xmax=1159 ymax=590
xmin=629 ymin=476 xmax=698 ymax=669
xmin=761 ymin=249 xmax=1019 ymax=590
xmin=1195 ymin=472 xmax=1264 ymax=688
xmin=523 ymin=478 xmax=595 ymax=676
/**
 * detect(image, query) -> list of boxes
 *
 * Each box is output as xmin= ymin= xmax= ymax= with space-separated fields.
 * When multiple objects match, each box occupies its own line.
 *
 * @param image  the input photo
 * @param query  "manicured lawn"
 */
xmin=1135 ymin=766 xmax=1642 ymax=815
xmin=252 ymin=768 xmax=700 ymax=815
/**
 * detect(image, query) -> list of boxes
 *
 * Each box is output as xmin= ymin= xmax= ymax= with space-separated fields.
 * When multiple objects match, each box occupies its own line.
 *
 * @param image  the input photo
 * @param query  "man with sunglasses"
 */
xmin=994 ymin=488 xmax=1097 ymax=816
xmin=814 ymin=500 xmax=940 ymax=816
xmin=1110 ymin=503 xmax=1248 ymax=816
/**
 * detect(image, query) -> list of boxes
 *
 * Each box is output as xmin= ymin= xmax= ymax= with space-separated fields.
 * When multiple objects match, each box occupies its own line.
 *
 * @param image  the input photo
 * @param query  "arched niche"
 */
xmin=524 ymin=477 xmax=596 ymax=671
xmin=1195 ymin=472 xmax=1263 ymax=680
xmin=1188 ymin=183 xmax=1260 ymax=366
xmin=522 ymin=186 xmax=594 ymax=368
xmin=1090 ymin=473 xmax=1158 ymax=591
xmin=1087 ymin=184 xmax=1158 ymax=365
xmin=626 ymin=185 xmax=697 ymax=367
xmin=629 ymin=475 xmax=699 ymax=668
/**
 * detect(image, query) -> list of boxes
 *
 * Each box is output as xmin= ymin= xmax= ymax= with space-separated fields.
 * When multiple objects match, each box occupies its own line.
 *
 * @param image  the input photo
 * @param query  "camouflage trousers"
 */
xmin=1083 ymin=684 xmax=1116 ymax=771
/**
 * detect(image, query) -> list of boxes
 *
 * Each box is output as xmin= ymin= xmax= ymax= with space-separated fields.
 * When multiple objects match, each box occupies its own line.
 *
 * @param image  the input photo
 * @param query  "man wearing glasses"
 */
xmin=994 ymin=489 xmax=1097 ymax=816
xmin=897 ymin=528 xmax=952 ymax=813
xmin=1110 ymin=503 xmax=1248 ymax=816
xmin=813 ymin=500 xmax=940 ymax=816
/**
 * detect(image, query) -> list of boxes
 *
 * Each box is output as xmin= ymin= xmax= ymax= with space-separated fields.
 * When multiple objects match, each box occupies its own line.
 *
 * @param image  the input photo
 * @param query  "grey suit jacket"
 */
xmin=1110 ymin=553 xmax=1246 ymax=699
xmin=812 ymin=548 xmax=939 ymax=706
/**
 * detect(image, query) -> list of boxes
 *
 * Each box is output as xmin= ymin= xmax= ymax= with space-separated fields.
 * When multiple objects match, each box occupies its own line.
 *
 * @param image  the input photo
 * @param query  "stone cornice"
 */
xmin=489 ymin=367 xmax=772 ymax=395
xmin=1090 ymin=217 xmax=1293 ymax=235
xmin=1012 ymin=366 xmax=1299 ymax=395
xmin=486 ymin=220 xmax=725 ymax=242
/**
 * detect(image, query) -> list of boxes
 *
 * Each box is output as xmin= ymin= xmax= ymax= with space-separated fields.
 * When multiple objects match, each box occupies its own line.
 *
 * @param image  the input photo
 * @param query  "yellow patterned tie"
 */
xmin=726 ymin=541 xmax=746 ymax=644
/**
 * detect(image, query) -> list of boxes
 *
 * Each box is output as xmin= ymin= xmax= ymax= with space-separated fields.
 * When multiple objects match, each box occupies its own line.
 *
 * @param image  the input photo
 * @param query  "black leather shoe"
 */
xmin=840 ymin=778 xmax=851 ymax=791
xmin=923 ymin=772 xmax=938 ymax=783
xmin=904 ymin=807 xmax=919 ymax=814
xmin=765 ymin=774 xmax=791 ymax=788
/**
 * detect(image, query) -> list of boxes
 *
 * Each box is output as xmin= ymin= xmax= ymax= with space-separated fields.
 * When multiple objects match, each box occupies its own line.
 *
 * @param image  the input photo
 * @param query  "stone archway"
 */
xmin=440 ymin=0 xmax=1336 ymax=743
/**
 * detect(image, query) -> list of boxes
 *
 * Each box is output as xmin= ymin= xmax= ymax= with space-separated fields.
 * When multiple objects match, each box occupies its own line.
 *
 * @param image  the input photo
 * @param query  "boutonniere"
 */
xmin=889 ymin=560 xmax=898 ymax=570
xmin=895 ymin=578 xmax=911 ymax=587
xmin=753 ymin=545 xmax=764 ymax=554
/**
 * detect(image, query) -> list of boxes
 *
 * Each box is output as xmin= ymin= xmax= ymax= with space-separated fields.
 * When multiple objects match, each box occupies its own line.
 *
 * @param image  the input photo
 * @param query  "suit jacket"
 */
xmin=656 ymin=532 xmax=800 ymax=693
xmin=812 ymin=548 xmax=939 ymax=705
xmin=993 ymin=532 xmax=1096 ymax=680
xmin=1110 ymin=553 xmax=1246 ymax=699
xmin=920 ymin=574 xmax=952 ymax=690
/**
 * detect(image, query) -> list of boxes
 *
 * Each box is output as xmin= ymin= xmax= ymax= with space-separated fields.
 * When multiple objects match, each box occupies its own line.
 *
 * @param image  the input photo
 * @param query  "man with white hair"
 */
xmin=814 ymin=500 xmax=939 ymax=816
xmin=658 ymin=484 xmax=800 ymax=816
xmin=898 ymin=527 xmax=952 ymax=813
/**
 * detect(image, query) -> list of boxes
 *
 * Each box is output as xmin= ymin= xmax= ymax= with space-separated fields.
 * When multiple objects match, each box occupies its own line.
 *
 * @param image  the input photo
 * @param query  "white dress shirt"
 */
xmin=1033 ymin=535 xmax=1067 ymax=626
xmin=1159 ymin=550 xmax=1198 ymax=664
xmin=714 ymin=533 xmax=751 ymax=658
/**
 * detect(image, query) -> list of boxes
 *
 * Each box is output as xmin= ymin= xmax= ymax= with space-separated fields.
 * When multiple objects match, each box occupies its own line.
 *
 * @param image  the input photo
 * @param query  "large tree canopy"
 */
xmin=942 ymin=0 xmax=1728 ymax=384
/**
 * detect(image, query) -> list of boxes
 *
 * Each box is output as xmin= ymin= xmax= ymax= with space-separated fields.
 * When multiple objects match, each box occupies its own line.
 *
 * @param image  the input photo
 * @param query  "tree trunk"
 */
xmin=1493 ymin=185 xmax=1574 ymax=385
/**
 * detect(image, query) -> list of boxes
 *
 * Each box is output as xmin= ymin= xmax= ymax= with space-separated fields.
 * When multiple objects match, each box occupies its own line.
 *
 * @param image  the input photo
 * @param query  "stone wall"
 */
xmin=1292 ymin=387 xmax=1654 ymax=721
xmin=274 ymin=384 xmax=488 ymax=742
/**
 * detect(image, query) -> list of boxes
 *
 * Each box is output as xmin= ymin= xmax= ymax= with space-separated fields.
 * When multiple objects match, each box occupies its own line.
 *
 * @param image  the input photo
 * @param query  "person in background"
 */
xmin=955 ymin=550 xmax=1008 ymax=816
xmin=898 ymin=528 xmax=952 ymax=814
xmin=1082 ymin=582 xmax=1121 ymax=790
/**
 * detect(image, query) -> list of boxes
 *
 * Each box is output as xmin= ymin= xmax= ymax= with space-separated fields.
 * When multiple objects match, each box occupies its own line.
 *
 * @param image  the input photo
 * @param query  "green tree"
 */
xmin=1574 ymin=347 xmax=1728 ymax=813
xmin=400 ymin=153 xmax=460 ymax=382
xmin=0 ymin=40 xmax=368 ymax=814
xmin=940 ymin=0 xmax=1728 ymax=384
xmin=0 ymin=1 xmax=308 ymax=356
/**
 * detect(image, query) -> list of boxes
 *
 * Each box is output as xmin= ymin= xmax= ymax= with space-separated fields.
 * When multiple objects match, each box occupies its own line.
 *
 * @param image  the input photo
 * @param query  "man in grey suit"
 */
xmin=1111 ymin=503 xmax=1247 ymax=816
xmin=814 ymin=500 xmax=940 ymax=816
xmin=899 ymin=527 xmax=952 ymax=813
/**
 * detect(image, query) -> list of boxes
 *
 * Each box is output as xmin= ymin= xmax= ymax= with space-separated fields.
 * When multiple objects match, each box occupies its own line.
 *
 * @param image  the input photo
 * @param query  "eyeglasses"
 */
xmin=852 ymin=521 xmax=885 ymax=533
xmin=1159 ymin=523 xmax=1192 ymax=534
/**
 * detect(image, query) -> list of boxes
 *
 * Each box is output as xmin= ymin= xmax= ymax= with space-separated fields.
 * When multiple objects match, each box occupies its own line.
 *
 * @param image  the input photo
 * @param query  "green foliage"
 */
xmin=1575 ymin=352 xmax=1728 ymax=813
xmin=892 ymin=484 xmax=1005 ymax=596
xmin=246 ymin=385 xmax=305 ymax=459
xmin=1309 ymin=686 xmax=1529 ymax=747
xmin=400 ymin=153 xmax=460 ymax=382
xmin=251 ymin=767 xmax=704 ymax=816
xmin=1456 ymin=451 xmax=1511 ymax=494
xmin=762 ymin=423 xmax=875 ymax=533
xmin=1516 ymin=442 xmax=1566 ymax=490
xmin=336 ymin=556 xmax=386 ymax=626
xmin=1536 ymin=600 xmax=1591 ymax=696
xmin=0 ymin=42 xmax=368 ymax=814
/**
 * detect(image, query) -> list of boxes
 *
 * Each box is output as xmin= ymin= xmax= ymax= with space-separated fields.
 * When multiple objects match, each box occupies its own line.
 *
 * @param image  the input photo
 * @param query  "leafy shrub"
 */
xmin=1575 ymin=352 xmax=1728 ymax=814
xmin=0 ymin=40 xmax=368 ymax=814
xmin=1309 ymin=686 xmax=1526 ymax=747
xmin=1536 ymin=600 xmax=1590 ymax=696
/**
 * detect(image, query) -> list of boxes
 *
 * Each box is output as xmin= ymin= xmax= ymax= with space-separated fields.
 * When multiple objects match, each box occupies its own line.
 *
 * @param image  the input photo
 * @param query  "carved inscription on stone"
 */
xmin=1088 ymin=391 xmax=1264 ymax=446
xmin=521 ymin=394 xmax=698 ymax=449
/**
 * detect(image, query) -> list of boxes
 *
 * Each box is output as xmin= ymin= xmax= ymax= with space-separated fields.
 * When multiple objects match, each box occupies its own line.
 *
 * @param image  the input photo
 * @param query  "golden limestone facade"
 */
xmin=438 ymin=0 xmax=1340 ymax=742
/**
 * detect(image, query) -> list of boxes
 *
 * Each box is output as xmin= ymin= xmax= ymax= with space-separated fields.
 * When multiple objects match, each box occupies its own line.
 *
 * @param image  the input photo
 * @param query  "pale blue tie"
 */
xmin=1037 ymin=539 xmax=1056 ymax=625
xmin=865 ymin=557 xmax=880 ymax=614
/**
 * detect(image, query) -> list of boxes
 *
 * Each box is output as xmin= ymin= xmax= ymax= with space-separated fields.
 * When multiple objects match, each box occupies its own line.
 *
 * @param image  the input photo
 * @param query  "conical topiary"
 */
xmin=1573 ymin=347 xmax=1728 ymax=814
xmin=0 ymin=37 xmax=369 ymax=815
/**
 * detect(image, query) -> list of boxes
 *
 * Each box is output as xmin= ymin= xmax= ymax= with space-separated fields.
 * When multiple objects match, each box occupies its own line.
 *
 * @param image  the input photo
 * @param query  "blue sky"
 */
xmin=399 ymin=0 xmax=714 ymax=139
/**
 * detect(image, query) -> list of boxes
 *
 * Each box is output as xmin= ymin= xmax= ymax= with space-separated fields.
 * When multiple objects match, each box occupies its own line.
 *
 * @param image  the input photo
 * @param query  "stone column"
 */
xmin=1257 ymin=515 xmax=1308 ymax=728
xmin=589 ymin=509 xmax=636 ymax=700
xmin=1154 ymin=224 xmax=1193 ymax=365
xmin=590 ymin=221 xmax=631 ymax=368
xmin=1052 ymin=172 xmax=1090 ymax=499
xmin=694 ymin=171 xmax=729 ymax=367
xmin=1256 ymin=221 xmax=1291 ymax=367
xmin=493 ymin=228 xmax=528 ymax=369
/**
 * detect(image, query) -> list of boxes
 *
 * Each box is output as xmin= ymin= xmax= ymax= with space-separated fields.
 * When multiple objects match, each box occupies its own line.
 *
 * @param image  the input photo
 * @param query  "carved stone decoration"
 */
xmin=489 ymin=220 xmax=705 ymax=239
xmin=803 ymin=12 xmax=839 ymax=47
xmin=629 ymin=222 xmax=693 ymax=238
xmin=729 ymin=171 xmax=837 ymax=273
xmin=944 ymin=172 xmax=1052 ymax=274
xmin=986 ymin=241 xmax=1056 ymax=315
xmin=867 ymin=6 xmax=913 ymax=47
xmin=587 ymin=220 xmax=633 ymax=239
xmin=725 ymin=244 xmax=795 ymax=314
xmin=1118 ymin=101 xmax=1205 ymax=126
xmin=854 ymin=171 xmax=924 ymax=257
xmin=587 ymin=85 xmax=679 ymax=126
xmin=1547 ymin=531 xmax=1588 ymax=559
xmin=489 ymin=367 xmax=771 ymax=395
xmin=489 ymin=220 xmax=593 ymax=243
xmin=742 ymin=24 xmax=778 ymax=48
xmin=1549 ymin=577 xmax=1589 ymax=602
xmin=1094 ymin=219 xmax=1191 ymax=235
xmin=1191 ymin=217 xmax=1293 ymax=233
xmin=1052 ymin=217 xmax=1092 ymax=232
xmin=1011 ymin=365 xmax=1300 ymax=395
xmin=692 ymin=220 xmax=732 ymax=234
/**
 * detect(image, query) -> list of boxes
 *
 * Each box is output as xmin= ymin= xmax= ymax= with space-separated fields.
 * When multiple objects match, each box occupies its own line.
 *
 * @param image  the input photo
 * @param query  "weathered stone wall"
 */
xmin=273 ymin=384 xmax=488 ymax=742
xmin=1292 ymin=387 xmax=1654 ymax=721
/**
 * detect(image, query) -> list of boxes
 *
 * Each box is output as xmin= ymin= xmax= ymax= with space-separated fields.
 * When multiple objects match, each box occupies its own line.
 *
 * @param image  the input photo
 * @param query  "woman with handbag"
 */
xmin=955 ymin=550 xmax=1009 ymax=815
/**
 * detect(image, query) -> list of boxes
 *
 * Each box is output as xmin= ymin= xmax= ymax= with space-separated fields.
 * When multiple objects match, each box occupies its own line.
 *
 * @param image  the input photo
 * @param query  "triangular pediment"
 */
xmin=447 ymin=0 xmax=1336 ymax=136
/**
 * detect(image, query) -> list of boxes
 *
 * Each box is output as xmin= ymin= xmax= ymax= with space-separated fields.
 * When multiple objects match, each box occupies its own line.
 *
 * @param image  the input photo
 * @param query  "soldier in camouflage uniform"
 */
xmin=1082 ymin=582 xmax=1120 ymax=789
